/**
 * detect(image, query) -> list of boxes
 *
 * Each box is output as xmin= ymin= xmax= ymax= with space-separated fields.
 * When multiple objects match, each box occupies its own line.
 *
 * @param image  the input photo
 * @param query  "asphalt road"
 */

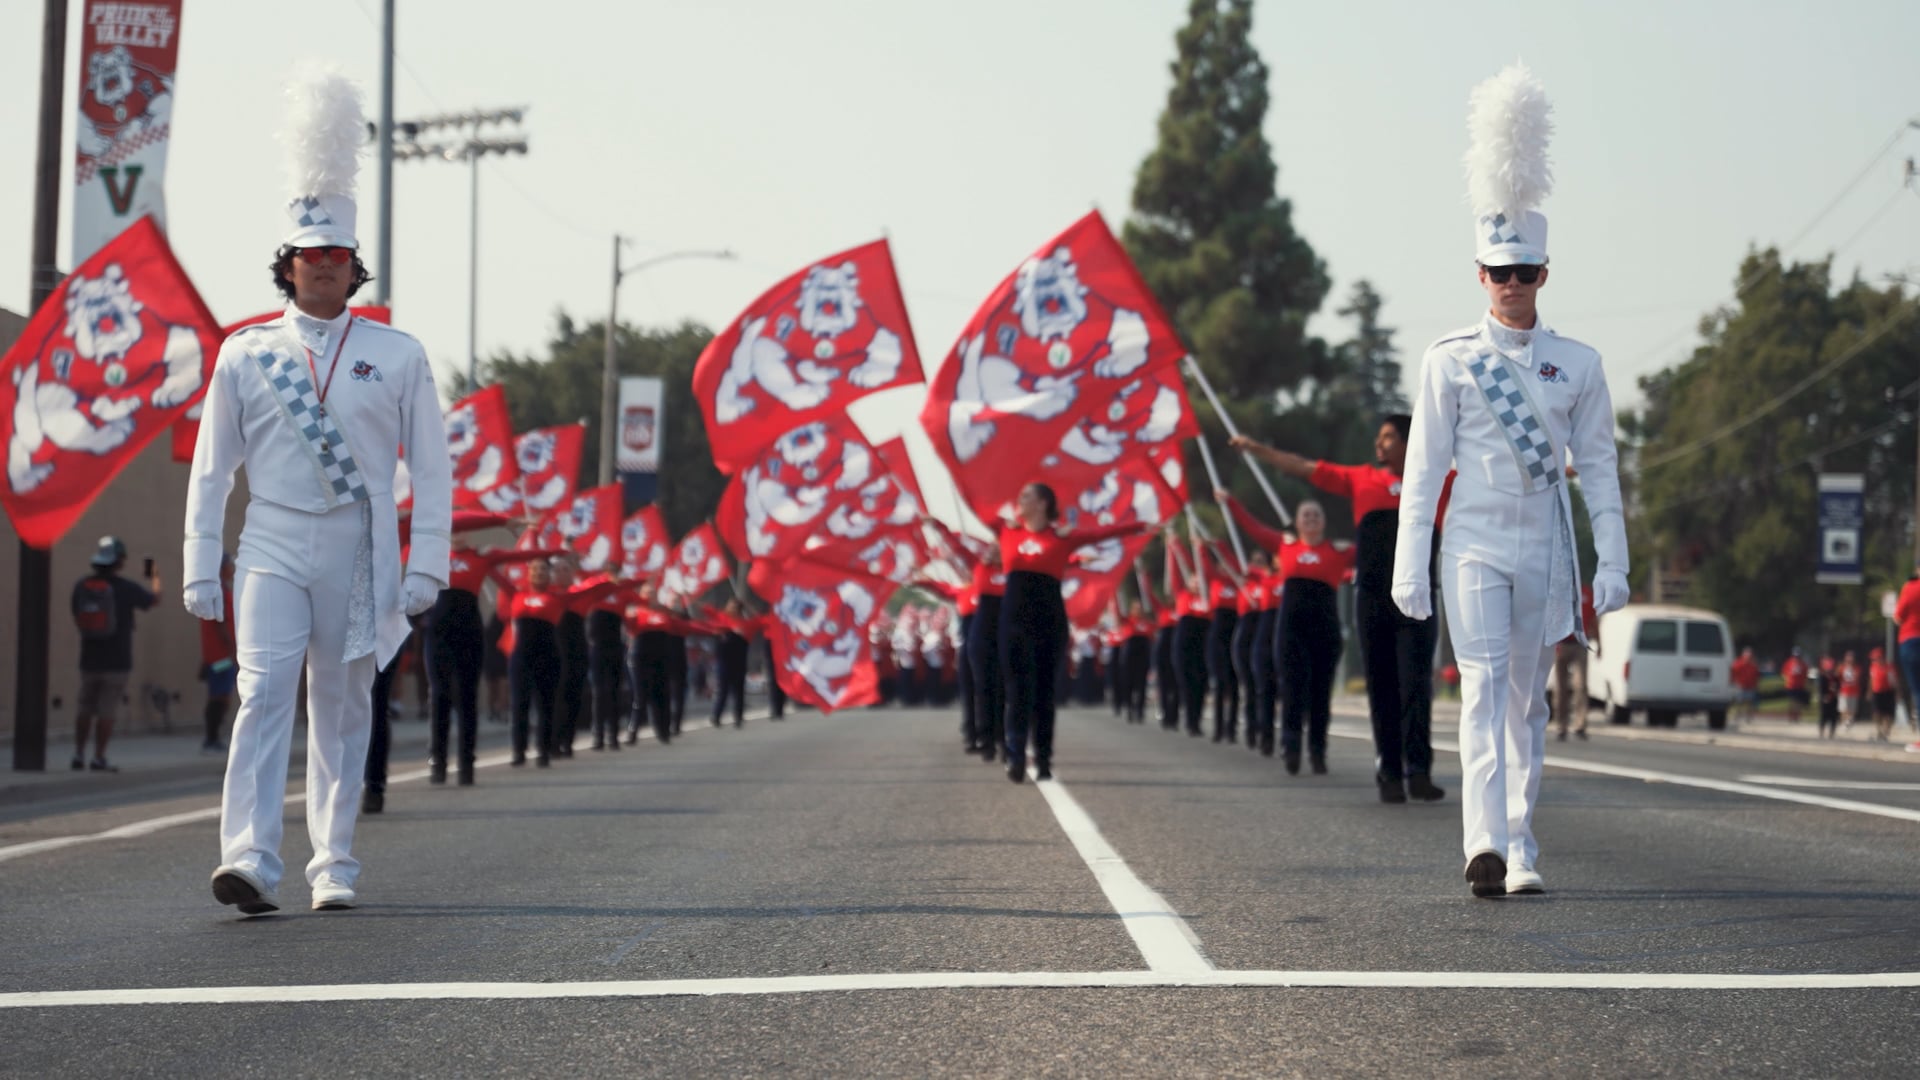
xmin=3 ymin=703 xmax=1918 ymax=1077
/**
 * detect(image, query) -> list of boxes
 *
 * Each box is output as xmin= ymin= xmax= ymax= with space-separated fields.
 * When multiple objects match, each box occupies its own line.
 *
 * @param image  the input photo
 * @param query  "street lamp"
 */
xmin=598 ymin=239 xmax=737 ymax=486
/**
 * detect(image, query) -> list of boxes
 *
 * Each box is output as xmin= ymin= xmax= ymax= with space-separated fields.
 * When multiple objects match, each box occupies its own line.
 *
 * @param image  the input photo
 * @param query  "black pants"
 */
xmin=667 ymin=635 xmax=688 ymax=734
xmin=1107 ymin=645 xmax=1124 ymax=715
xmin=1074 ymin=655 xmax=1101 ymax=705
xmin=957 ymin=613 xmax=976 ymax=746
xmin=1122 ymin=636 xmax=1151 ymax=723
xmin=1279 ymin=582 xmax=1341 ymax=760
xmin=1231 ymin=611 xmax=1257 ymax=742
xmin=764 ymin=638 xmax=787 ymax=718
xmin=366 ymin=648 xmax=403 ymax=794
xmin=1175 ymin=614 xmax=1209 ymax=735
xmin=1250 ymin=609 xmax=1278 ymax=751
xmin=1001 ymin=572 xmax=1064 ymax=766
xmin=588 ymin=611 xmax=624 ymax=747
xmin=1154 ymin=626 xmax=1178 ymax=728
xmin=427 ymin=590 xmax=483 ymax=771
xmin=557 ymin=612 xmax=588 ymax=752
xmin=510 ymin=619 xmax=560 ymax=760
xmin=1355 ymin=587 xmax=1436 ymax=781
xmin=1207 ymin=609 xmax=1240 ymax=740
xmin=968 ymin=595 xmax=1005 ymax=755
xmin=712 ymin=632 xmax=749 ymax=726
xmin=629 ymin=631 xmax=675 ymax=742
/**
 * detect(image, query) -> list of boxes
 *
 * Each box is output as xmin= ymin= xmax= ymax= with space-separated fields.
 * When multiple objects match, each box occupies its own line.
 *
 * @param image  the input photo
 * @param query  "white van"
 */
xmin=1585 ymin=604 xmax=1735 ymax=730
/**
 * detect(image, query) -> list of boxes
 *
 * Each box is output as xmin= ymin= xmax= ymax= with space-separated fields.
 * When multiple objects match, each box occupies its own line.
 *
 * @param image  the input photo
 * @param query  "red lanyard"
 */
xmin=303 ymin=319 xmax=354 ymax=413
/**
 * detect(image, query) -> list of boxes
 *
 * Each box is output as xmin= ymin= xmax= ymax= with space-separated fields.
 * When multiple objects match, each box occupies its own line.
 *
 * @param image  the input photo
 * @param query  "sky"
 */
xmin=3 ymin=0 xmax=1918 ymax=425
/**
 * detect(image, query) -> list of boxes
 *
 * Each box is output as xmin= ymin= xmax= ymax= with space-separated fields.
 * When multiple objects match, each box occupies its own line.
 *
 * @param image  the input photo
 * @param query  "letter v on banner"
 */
xmin=100 ymin=166 xmax=144 ymax=215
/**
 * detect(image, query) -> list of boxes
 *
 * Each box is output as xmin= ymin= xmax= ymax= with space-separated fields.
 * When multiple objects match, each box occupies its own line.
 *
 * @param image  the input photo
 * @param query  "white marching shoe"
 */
xmin=210 ymin=865 xmax=280 ymax=916
xmin=311 ymin=876 xmax=358 ymax=911
xmin=1506 ymin=865 xmax=1546 ymax=895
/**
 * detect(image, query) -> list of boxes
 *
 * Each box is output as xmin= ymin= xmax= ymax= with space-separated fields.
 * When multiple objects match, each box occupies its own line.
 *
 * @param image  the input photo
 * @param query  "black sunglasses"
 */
xmin=1483 ymin=264 xmax=1543 ymax=285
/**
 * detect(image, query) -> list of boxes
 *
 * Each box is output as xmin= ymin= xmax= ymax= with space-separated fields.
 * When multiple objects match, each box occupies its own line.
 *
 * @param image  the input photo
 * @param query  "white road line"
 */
xmin=0 ymin=714 xmax=766 ymax=866
xmin=1032 ymin=772 xmax=1213 ymax=975
xmin=7 ymin=967 xmax=1920 ymax=1009
xmin=1326 ymin=727 xmax=1920 ymax=825
xmin=1740 ymin=775 xmax=1920 ymax=792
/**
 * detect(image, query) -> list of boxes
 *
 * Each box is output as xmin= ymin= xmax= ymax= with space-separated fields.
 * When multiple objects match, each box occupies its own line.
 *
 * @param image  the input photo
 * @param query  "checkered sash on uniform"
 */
xmin=241 ymin=335 xmax=371 ymax=508
xmin=1447 ymin=339 xmax=1561 ymax=496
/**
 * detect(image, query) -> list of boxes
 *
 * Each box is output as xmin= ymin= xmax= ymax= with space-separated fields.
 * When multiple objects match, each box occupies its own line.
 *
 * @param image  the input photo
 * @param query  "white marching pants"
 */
xmin=219 ymin=500 xmax=377 ymax=893
xmin=1440 ymin=552 xmax=1554 ymax=870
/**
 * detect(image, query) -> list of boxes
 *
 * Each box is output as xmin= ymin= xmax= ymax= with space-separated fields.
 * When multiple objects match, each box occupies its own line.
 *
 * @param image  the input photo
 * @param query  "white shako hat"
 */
xmin=278 ymin=65 xmax=366 ymax=249
xmin=1465 ymin=63 xmax=1554 ymax=267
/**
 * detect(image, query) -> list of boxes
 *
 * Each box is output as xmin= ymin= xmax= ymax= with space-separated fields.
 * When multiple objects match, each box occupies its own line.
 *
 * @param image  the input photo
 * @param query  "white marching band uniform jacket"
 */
xmin=1391 ymin=315 xmax=1629 ymax=645
xmin=184 ymin=305 xmax=452 ymax=667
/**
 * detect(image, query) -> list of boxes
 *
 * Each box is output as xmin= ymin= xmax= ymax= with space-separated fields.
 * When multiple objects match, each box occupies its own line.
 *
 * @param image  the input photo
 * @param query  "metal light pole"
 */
xmin=14 ymin=0 xmax=69 ymax=772
xmin=391 ymin=108 xmax=528 ymax=390
xmin=597 ymin=244 xmax=736 ymax=486
xmin=373 ymin=0 xmax=394 ymax=305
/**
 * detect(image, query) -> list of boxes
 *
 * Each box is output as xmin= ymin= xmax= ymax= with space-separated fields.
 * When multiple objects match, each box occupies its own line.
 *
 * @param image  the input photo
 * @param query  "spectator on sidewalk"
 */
xmin=1838 ymin=651 xmax=1861 ymax=731
xmin=1552 ymin=586 xmax=1596 ymax=741
xmin=70 ymin=536 xmax=158 ymax=772
xmin=1730 ymin=648 xmax=1761 ymax=726
xmin=1817 ymin=654 xmax=1841 ymax=739
xmin=1781 ymin=649 xmax=1810 ymax=724
xmin=198 ymin=553 xmax=238 ymax=753
xmin=1868 ymin=648 xmax=1896 ymax=742
xmin=1897 ymin=565 xmax=1920 ymax=737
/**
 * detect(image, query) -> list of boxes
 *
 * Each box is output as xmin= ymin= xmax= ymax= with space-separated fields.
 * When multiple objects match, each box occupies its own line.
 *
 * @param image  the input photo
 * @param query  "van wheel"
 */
xmin=1707 ymin=709 xmax=1728 ymax=731
xmin=1609 ymin=704 xmax=1632 ymax=726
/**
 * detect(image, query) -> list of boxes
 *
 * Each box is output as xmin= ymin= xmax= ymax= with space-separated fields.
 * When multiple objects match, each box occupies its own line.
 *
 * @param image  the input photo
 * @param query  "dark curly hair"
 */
xmin=269 ymin=245 xmax=374 ymax=302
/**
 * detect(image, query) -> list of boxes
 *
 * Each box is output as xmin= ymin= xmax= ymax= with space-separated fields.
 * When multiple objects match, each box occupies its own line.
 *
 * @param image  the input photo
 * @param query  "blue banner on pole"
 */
xmin=1816 ymin=473 xmax=1864 ymax=585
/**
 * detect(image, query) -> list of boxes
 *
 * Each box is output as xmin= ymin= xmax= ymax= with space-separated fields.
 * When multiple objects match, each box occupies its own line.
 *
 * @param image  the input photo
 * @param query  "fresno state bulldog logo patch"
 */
xmin=350 ymin=359 xmax=382 ymax=382
xmin=1537 ymin=362 xmax=1568 ymax=384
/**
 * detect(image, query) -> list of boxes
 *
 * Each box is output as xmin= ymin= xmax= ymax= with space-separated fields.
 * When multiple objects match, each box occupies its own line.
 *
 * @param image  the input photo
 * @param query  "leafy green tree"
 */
xmin=461 ymin=314 xmax=725 ymax=538
xmin=1629 ymin=250 xmax=1918 ymax=654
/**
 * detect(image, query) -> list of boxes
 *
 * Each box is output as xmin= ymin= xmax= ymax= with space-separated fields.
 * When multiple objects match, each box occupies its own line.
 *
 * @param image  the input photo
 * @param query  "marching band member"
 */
xmin=1204 ymin=545 xmax=1244 ymax=744
xmin=1392 ymin=65 xmax=1629 ymax=897
xmin=430 ymin=538 xmax=552 ymax=783
xmin=1169 ymin=537 xmax=1211 ymax=738
xmin=184 ymin=69 xmax=450 ymax=915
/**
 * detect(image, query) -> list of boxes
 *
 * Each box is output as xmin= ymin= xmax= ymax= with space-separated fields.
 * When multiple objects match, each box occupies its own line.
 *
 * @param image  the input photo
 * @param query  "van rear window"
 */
xmin=1685 ymin=621 xmax=1726 ymax=656
xmin=1636 ymin=620 xmax=1677 ymax=654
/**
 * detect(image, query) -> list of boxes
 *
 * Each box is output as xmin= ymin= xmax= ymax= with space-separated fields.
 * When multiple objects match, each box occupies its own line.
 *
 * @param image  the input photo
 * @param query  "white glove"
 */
xmin=1391 ymin=580 xmax=1433 ymax=622
xmin=183 ymin=580 xmax=224 ymax=622
xmin=1591 ymin=569 xmax=1629 ymax=617
xmin=403 ymin=573 xmax=442 ymax=617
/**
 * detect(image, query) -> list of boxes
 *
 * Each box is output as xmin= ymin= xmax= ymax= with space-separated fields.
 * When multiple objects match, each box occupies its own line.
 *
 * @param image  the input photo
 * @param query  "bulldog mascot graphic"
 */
xmin=9 ymin=262 xmax=203 ymax=495
xmin=443 ymin=398 xmax=506 ymax=502
xmin=772 ymin=577 xmax=877 ymax=706
xmin=715 ymin=260 xmax=905 ymax=423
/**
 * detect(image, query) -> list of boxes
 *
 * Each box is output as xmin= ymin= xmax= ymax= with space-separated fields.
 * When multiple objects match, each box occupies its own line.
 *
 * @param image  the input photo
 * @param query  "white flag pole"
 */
xmin=1182 ymin=355 xmax=1292 ymax=526
xmin=1191 ymin=435 xmax=1249 ymax=570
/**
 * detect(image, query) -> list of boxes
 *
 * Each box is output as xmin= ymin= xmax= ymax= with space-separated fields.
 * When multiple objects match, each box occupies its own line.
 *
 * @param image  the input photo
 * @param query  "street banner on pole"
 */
xmin=1816 ymin=473 xmax=1865 ymax=585
xmin=617 ymin=376 xmax=663 ymax=474
xmin=72 ymin=0 xmax=186 ymax=263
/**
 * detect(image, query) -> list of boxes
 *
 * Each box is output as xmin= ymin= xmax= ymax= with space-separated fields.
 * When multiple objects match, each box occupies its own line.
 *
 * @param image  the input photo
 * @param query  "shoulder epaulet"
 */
xmin=354 ymin=317 xmax=415 ymax=340
xmin=226 ymin=321 xmax=281 ymax=342
xmin=1424 ymin=324 xmax=1482 ymax=353
xmin=1541 ymin=326 xmax=1600 ymax=357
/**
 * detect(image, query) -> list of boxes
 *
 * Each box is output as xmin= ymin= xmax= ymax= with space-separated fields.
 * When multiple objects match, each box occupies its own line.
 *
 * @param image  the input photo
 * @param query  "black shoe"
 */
xmin=1282 ymin=750 xmax=1300 ymax=775
xmin=1407 ymin=774 xmax=1447 ymax=802
xmin=1188 ymin=727 xmax=1204 ymax=737
xmin=457 ymin=766 xmax=475 ymax=787
xmin=71 ymin=757 xmax=84 ymax=771
xmin=590 ymin=739 xmax=605 ymax=751
xmin=1035 ymin=760 xmax=1053 ymax=781
xmin=511 ymin=751 xmax=527 ymax=767
xmin=429 ymin=761 xmax=447 ymax=785
xmin=362 ymin=790 xmax=384 ymax=815
xmin=556 ymin=745 xmax=573 ymax=759
xmin=89 ymin=757 xmax=118 ymax=773
xmin=1466 ymin=852 xmax=1508 ymax=899
xmin=981 ymin=746 xmax=1000 ymax=764
xmin=1310 ymin=756 xmax=1328 ymax=775
xmin=1007 ymin=757 xmax=1027 ymax=783
xmin=1378 ymin=777 xmax=1407 ymax=803
xmin=535 ymin=754 xmax=551 ymax=768
xmin=1575 ymin=730 xmax=1589 ymax=741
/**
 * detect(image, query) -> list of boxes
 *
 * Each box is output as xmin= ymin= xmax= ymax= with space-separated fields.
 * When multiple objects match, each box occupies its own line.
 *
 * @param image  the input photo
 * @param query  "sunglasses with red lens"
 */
xmin=1483 ymin=264 xmax=1543 ymax=285
xmin=294 ymin=246 xmax=355 ymax=266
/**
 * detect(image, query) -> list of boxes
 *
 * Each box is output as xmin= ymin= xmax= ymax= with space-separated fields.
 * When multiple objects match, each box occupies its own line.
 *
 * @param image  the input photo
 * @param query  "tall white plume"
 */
xmin=1463 ymin=63 xmax=1554 ymax=220
xmin=280 ymin=64 xmax=365 ymax=199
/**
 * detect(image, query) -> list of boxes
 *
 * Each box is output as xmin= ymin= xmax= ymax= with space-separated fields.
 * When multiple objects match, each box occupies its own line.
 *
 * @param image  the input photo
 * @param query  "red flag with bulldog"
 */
xmin=171 ymin=304 xmax=390 ymax=463
xmin=1055 ymin=444 xmax=1188 ymax=535
xmin=619 ymin=504 xmax=670 ymax=580
xmin=793 ymin=473 xmax=926 ymax=584
xmin=658 ymin=523 xmax=732 ymax=606
xmin=1061 ymin=533 xmax=1153 ymax=629
xmin=748 ymin=557 xmax=893 ymax=713
xmin=3 ymin=217 xmax=221 ymax=548
xmin=441 ymin=384 xmax=519 ymax=509
xmin=479 ymin=422 xmax=585 ymax=517
xmin=716 ymin=416 xmax=906 ymax=569
xmin=529 ymin=483 xmax=622 ymax=573
xmin=693 ymin=239 xmax=923 ymax=474
xmin=919 ymin=211 xmax=1188 ymax=523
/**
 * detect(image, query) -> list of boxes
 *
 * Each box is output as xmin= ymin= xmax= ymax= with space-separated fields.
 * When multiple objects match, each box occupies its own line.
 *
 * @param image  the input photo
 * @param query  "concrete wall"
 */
xmin=0 ymin=306 xmax=247 ymax=744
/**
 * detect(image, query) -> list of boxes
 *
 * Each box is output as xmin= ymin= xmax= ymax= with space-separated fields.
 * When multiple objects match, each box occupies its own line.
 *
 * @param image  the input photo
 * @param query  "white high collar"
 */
xmin=287 ymin=302 xmax=351 ymax=351
xmin=1483 ymin=312 xmax=1540 ymax=365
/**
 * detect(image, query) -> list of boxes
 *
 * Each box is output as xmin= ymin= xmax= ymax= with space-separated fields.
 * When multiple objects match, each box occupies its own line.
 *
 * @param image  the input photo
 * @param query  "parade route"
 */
xmin=4 ymin=706 xmax=1919 ymax=1075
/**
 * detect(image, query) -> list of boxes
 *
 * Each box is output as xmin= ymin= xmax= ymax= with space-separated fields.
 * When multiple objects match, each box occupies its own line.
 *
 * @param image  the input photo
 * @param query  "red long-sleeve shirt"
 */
xmin=506 ymin=589 xmax=566 ymax=626
xmin=447 ymin=547 xmax=563 ymax=595
xmin=1209 ymin=578 xmax=1240 ymax=612
xmin=1898 ymin=578 xmax=1920 ymax=643
xmin=970 ymin=560 xmax=1007 ymax=598
xmin=997 ymin=522 xmax=1140 ymax=580
xmin=1274 ymin=539 xmax=1356 ymax=590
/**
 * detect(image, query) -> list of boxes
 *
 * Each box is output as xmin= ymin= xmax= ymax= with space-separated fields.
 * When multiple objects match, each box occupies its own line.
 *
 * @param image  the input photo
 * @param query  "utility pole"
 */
xmin=390 ymin=107 xmax=528 ymax=389
xmin=597 ymin=245 xmax=737 ymax=487
xmin=374 ymin=0 xmax=394 ymax=306
xmin=15 ymin=0 xmax=69 ymax=771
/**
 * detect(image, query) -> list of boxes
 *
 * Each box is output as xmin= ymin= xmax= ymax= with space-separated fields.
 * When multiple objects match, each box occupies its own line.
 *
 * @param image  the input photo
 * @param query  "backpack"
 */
xmin=72 ymin=577 xmax=119 ymax=641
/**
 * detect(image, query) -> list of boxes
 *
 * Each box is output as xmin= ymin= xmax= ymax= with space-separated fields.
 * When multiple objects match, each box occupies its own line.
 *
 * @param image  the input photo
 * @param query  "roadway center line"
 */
xmin=1032 ymin=771 xmax=1213 ymax=975
xmin=1326 ymin=725 xmax=1920 ymax=825
xmin=6 ymin=967 xmax=1920 ymax=1009
xmin=0 ymin=713 xmax=766 ymax=866
xmin=1740 ymin=775 xmax=1920 ymax=792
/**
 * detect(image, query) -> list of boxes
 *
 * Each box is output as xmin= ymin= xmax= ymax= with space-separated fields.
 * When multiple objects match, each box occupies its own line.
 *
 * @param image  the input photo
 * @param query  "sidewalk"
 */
xmin=1336 ymin=695 xmax=1920 ymax=766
